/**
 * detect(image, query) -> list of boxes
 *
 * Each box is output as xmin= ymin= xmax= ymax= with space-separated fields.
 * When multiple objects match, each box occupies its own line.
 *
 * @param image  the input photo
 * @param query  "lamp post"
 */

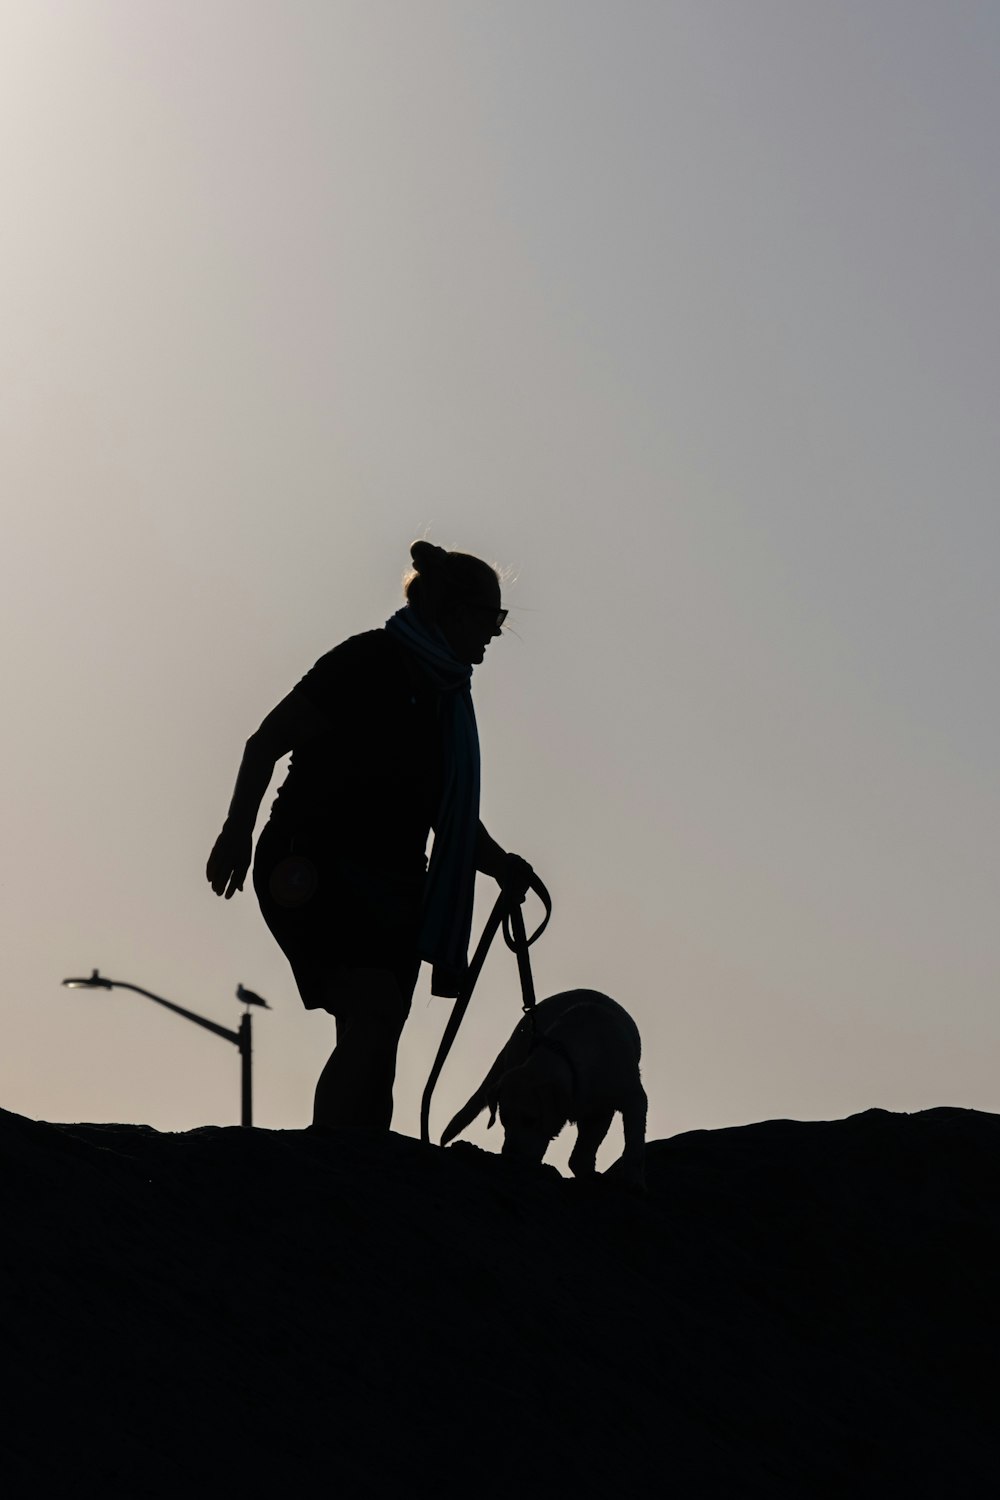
xmin=61 ymin=970 xmax=270 ymax=1127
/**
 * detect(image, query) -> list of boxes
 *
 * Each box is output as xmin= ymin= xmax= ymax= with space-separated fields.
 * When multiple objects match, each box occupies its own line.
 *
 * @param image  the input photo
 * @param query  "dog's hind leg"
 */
xmin=568 ymin=1109 xmax=615 ymax=1179
xmin=612 ymin=1086 xmax=648 ymax=1188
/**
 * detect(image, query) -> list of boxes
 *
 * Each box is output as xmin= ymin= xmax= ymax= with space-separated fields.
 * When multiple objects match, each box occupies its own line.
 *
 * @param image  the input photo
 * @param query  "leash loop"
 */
xmin=502 ymin=875 xmax=552 ymax=952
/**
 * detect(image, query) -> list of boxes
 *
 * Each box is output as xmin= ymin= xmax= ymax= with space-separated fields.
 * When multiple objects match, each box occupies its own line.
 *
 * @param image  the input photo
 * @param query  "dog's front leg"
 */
xmin=568 ymin=1109 xmax=615 ymax=1178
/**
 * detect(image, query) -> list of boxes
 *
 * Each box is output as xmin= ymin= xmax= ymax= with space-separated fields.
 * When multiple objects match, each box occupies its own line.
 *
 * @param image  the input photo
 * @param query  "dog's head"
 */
xmin=488 ymin=1054 xmax=571 ymax=1164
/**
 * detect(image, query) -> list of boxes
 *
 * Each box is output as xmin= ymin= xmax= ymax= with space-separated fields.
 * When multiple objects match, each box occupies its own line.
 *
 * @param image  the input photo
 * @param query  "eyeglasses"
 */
xmin=462 ymin=601 xmax=507 ymax=629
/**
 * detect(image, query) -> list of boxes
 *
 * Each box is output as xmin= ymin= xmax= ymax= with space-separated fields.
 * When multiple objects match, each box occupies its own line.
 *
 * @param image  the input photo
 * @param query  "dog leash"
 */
xmin=419 ymin=872 xmax=551 ymax=1146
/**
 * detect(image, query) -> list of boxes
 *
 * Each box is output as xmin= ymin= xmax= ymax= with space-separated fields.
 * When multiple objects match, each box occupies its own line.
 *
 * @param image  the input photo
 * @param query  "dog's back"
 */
xmin=540 ymin=989 xmax=641 ymax=1058
xmin=541 ymin=991 xmax=642 ymax=1108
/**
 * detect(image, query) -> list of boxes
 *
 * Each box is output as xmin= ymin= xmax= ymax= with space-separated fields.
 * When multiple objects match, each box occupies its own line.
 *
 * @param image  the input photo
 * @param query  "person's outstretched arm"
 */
xmin=206 ymin=690 xmax=329 ymax=899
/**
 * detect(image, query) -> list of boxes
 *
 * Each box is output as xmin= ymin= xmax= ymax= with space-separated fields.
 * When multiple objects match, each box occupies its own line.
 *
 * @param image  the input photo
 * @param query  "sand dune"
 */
xmin=3 ymin=1105 xmax=997 ymax=1494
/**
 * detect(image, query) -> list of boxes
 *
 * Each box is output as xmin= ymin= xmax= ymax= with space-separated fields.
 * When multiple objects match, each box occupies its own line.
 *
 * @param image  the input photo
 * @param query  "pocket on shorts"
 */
xmin=268 ymin=854 xmax=320 ymax=908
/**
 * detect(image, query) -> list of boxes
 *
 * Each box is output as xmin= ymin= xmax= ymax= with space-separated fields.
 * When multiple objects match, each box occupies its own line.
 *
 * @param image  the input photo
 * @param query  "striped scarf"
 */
xmin=384 ymin=606 xmax=480 ymax=996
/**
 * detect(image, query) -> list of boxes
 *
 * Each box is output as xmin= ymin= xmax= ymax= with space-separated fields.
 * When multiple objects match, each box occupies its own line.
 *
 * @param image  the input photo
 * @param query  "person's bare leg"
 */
xmin=313 ymin=966 xmax=409 ymax=1130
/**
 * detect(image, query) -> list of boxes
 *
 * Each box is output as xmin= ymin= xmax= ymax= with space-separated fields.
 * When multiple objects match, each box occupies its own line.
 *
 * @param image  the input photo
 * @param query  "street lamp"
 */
xmin=61 ymin=969 xmax=270 ymax=1127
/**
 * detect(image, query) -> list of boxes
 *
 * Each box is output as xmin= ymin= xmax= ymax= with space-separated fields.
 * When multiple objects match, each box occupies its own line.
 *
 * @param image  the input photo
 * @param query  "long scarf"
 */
xmin=384 ymin=606 xmax=480 ymax=996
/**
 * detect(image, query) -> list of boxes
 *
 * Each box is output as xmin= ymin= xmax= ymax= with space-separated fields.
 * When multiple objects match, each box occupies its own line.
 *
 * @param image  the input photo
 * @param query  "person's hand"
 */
xmin=206 ymin=822 xmax=252 ymax=899
xmin=499 ymin=852 xmax=534 ymax=904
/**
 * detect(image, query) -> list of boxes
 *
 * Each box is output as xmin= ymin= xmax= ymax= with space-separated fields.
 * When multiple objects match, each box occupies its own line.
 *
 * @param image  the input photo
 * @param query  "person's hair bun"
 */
xmin=410 ymin=540 xmax=448 ymax=574
xmin=403 ymin=539 xmax=499 ymax=625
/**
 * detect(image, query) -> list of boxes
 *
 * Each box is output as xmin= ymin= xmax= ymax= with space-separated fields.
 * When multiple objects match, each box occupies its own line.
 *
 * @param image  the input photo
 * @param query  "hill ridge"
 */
xmin=3 ymin=1105 xmax=997 ymax=1495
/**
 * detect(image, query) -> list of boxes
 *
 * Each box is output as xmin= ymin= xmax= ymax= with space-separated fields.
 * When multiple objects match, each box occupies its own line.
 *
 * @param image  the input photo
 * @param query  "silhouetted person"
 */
xmin=206 ymin=541 xmax=535 ymax=1131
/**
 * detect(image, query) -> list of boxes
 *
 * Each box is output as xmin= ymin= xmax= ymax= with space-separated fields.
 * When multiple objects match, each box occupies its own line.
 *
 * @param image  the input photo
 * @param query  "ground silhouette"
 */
xmin=3 ymin=1105 xmax=998 ymax=1495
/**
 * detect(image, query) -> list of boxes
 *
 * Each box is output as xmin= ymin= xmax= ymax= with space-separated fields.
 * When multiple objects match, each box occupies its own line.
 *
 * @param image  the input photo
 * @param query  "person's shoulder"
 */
xmin=343 ymin=627 xmax=398 ymax=658
xmin=298 ymin=629 xmax=403 ymax=696
xmin=316 ymin=628 xmax=402 ymax=672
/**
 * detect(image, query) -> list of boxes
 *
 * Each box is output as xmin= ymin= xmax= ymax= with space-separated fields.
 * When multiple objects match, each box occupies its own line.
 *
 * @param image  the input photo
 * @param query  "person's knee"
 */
xmin=337 ymin=966 xmax=409 ymax=1038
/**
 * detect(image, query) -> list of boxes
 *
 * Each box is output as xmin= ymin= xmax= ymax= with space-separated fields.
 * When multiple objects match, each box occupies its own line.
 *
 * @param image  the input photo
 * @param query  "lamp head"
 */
xmin=62 ymin=968 xmax=114 ymax=989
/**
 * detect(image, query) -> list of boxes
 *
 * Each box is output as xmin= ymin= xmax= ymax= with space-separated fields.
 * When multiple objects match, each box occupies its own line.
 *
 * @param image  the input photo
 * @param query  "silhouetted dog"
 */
xmin=441 ymin=989 xmax=647 ymax=1185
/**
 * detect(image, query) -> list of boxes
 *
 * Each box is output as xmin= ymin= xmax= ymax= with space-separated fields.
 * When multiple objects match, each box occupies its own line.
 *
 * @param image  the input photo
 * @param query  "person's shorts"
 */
xmin=253 ymin=819 xmax=423 ymax=1013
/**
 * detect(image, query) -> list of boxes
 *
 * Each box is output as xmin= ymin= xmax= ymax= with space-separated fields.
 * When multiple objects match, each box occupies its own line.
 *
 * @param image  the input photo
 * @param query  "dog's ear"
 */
xmin=487 ymin=1068 xmax=516 ymax=1128
xmin=441 ymin=1088 xmax=489 ymax=1146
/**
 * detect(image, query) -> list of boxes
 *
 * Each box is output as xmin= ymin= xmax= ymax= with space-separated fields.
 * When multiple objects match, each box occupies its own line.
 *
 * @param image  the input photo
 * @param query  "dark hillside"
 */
xmin=2 ymin=1106 xmax=998 ymax=1496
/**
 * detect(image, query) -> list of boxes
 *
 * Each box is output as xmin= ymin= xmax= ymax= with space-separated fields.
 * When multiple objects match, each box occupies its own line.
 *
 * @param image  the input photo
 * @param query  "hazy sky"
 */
xmin=4 ymin=1 xmax=999 ymax=1166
